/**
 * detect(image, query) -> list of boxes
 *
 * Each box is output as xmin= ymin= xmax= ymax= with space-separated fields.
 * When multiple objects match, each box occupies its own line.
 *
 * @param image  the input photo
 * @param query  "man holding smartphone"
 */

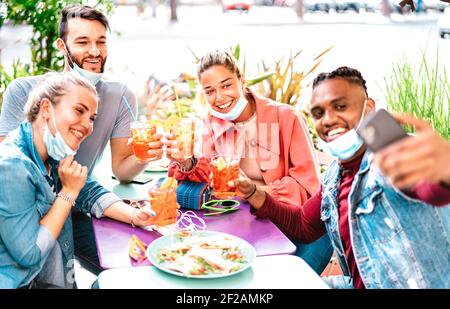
xmin=233 ymin=67 xmax=450 ymax=289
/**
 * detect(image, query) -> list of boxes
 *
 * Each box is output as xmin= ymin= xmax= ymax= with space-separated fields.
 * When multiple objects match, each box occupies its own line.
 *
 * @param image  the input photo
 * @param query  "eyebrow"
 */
xmin=76 ymin=103 xmax=97 ymax=117
xmin=310 ymin=95 xmax=348 ymax=111
xmin=74 ymin=35 xmax=107 ymax=41
xmin=330 ymin=96 xmax=347 ymax=103
xmin=203 ymin=78 xmax=232 ymax=90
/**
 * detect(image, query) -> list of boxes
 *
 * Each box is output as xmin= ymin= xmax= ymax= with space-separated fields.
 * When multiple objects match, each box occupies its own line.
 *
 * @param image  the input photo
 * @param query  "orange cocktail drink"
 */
xmin=169 ymin=118 xmax=195 ymax=160
xmin=131 ymin=120 xmax=157 ymax=161
xmin=148 ymin=178 xmax=180 ymax=227
xmin=211 ymin=154 xmax=240 ymax=199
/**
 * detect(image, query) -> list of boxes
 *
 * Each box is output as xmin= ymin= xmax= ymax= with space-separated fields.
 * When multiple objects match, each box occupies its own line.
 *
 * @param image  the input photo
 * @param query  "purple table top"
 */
xmin=92 ymin=200 xmax=296 ymax=269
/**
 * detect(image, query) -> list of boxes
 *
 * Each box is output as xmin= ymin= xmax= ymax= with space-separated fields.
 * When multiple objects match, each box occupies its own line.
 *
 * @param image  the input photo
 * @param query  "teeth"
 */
xmin=328 ymin=128 xmax=346 ymax=137
xmin=70 ymin=129 xmax=83 ymax=138
xmin=218 ymin=101 xmax=232 ymax=110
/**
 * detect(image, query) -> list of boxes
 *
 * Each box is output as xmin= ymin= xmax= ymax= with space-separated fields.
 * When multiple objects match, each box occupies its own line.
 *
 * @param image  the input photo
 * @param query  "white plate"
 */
xmin=146 ymin=231 xmax=255 ymax=279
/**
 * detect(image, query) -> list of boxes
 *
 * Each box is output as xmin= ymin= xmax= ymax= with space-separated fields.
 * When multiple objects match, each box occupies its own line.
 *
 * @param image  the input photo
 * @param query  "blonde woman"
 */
xmin=0 ymin=73 xmax=153 ymax=289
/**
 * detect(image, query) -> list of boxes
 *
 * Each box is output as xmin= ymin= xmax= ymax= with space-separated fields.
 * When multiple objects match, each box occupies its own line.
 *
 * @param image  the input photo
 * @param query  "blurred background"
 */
xmin=1 ymin=0 xmax=448 ymax=288
xmin=1 ymin=0 xmax=449 ymax=138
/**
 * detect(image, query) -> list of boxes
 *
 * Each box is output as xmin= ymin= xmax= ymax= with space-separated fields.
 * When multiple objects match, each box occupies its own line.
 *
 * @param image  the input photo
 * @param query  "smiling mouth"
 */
xmin=83 ymin=58 xmax=102 ymax=71
xmin=70 ymin=129 xmax=84 ymax=140
xmin=216 ymin=100 xmax=233 ymax=110
xmin=326 ymin=127 xmax=347 ymax=142
xmin=84 ymin=58 xmax=101 ymax=65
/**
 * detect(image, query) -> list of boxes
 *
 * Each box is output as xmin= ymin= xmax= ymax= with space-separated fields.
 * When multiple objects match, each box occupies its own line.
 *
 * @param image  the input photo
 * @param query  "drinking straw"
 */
xmin=173 ymin=84 xmax=183 ymax=118
xmin=122 ymin=96 xmax=137 ymax=122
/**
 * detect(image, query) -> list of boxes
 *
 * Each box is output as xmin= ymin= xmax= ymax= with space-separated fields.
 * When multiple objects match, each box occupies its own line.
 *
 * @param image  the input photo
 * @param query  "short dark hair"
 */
xmin=312 ymin=66 xmax=367 ymax=95
xmin=59 ymin=5 xmax=110 ymax=41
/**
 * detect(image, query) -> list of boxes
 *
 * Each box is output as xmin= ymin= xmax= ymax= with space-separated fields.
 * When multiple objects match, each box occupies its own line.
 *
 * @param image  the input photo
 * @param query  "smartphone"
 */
xmin=112 ymin=174 xmax=153 ymax=185
xmin=357 ymin=109 xmax=408 ymax=152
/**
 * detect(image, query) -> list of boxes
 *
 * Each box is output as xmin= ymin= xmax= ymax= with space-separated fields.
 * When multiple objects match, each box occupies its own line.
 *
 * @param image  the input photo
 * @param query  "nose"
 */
xmin=322 ymin=109 xmax=337 ymax=128
xmin=81 ymin=117 xmax=92 ymax=133
xmin=216 ymin=88 xmax=225 ymax=101
xmin=88 ymin=43 xmax=100 ymax=57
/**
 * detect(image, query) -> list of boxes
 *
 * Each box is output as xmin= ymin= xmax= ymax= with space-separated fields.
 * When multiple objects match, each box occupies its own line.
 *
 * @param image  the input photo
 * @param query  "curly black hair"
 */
xmin=312 ymin=66 xmax=367 ymax=96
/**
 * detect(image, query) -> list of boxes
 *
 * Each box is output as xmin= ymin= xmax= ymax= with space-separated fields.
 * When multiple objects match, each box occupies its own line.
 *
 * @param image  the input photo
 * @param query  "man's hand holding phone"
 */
xmin=371 ymin=113 xmax=450 ymax=189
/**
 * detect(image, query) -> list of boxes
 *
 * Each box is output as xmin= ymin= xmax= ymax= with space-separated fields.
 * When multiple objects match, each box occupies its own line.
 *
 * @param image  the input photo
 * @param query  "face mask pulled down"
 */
xmin=210 ymin=96 xmax=249 ymax=121
xmin=44 ymin=105 xmax=77 ymax=161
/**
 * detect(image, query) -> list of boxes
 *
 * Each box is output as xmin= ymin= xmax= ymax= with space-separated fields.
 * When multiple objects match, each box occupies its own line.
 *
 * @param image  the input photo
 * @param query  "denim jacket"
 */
xmin=320 ymin=151 xmax=450 ymax=288
xmin=0 ymin=122 xmax=120 ymax=288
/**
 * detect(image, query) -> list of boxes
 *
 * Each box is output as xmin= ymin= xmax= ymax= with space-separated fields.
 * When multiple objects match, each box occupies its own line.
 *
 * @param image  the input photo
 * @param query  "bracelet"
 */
xmin=244 ymin=184 xmax=257 ymax=200
xmin=131 ymin=208 xmax=139 ymax=228
xmin=57 ymin=192 xmax=76 ymax=207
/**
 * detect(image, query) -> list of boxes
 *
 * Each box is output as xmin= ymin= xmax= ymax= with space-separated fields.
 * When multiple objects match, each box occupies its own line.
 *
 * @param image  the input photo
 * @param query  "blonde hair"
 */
xmin=24 ymin=72 xmax=97 ymax=122
xmin=197 ymin=50 xmax=241 ymax=80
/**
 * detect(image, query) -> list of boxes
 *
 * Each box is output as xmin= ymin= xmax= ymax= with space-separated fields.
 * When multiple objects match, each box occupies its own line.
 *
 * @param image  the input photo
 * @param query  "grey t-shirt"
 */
xmin=0 ymin=75 xmax=137 ymax=174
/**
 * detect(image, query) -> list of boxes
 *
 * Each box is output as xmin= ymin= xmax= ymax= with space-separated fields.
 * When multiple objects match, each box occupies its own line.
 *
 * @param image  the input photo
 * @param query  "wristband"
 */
xmin=244 ymin=184 xmax=257 ymax=200
xmin=179 ymin=157 xmax=197 ymax=172
xmin=131 ymin=208 xmax=139 ymax=228
xmin=57 ymin=192 xmax=76 ymax=207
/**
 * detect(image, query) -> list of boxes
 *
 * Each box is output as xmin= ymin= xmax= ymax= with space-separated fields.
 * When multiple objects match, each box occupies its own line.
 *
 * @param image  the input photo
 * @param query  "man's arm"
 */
xmin=235 ymin=179 xmax=327 ymax=243
xmin=110 ymin=136 xmax=163 ymax=182
xmin=0 ymin=78 xmax=33 ymax=142
xmin=108 ymin=86 xmax=164 ymax=182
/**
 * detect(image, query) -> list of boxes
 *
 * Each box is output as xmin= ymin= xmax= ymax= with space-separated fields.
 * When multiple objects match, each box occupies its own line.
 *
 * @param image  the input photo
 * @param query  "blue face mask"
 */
xmin=210 ymin=96 xmax=249 ymax=121
xmin=62 ymin=44 xmax=103 ymax=86
xmin=71 ymin=62 xmax=103 ymax=86
xmin=43 ymin=105 xmax=77 ymax=161
xmin=317 ymin=129 xmax=364 ymax=161
xmin=317 ymin=100 xmax=368 ymax=161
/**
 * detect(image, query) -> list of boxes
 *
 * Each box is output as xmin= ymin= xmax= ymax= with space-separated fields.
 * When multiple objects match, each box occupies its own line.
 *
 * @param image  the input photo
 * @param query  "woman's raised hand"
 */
xmin=58 ymin=155 xmax=88 ymax=198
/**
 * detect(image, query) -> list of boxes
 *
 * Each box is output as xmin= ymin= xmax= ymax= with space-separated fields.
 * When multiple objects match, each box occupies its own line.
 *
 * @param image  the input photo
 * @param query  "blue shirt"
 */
xmin=320 ymin=151 xmax=450 ymax=288
xmin=0 ymin=122 xmax=120 ymax=288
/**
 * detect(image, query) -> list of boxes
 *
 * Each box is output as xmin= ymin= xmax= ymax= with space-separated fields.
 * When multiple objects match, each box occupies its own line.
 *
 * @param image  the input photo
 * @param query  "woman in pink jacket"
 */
xmin=166 ymin=50 xmax=332 ymax=273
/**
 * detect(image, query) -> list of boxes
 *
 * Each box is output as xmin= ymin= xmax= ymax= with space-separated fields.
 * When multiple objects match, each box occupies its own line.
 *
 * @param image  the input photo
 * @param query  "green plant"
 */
xmin=383 ymin=52 xmax=450 ymax=139
xmin=254 ymin=46 xmax=333 ymax=107
xmin=4 ymin=0 xmax=113 ymax=75
xmin=0 ymin=59 xmax=31 ymax=111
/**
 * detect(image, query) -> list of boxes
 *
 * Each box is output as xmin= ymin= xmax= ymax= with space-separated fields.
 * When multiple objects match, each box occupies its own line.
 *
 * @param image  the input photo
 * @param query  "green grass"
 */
xmin=383 ymin=52 xmax=450 ymax=140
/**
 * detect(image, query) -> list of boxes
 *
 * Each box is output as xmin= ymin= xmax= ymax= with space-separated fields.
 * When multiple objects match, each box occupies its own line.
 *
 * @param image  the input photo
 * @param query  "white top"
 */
xmin=98 ymin=255 xmax=330 ymax=289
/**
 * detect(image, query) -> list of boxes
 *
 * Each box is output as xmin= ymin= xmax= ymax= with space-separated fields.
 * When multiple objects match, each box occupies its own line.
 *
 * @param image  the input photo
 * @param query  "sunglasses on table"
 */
xmin=201 ymin=199 xmax=240 ymax=216
xmin=123 ymin=199 xmax=150 ymax=209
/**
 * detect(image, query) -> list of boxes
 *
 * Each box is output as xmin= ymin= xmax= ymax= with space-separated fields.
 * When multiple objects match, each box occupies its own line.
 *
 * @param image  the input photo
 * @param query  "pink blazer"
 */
xmin=170 ymin=91 xmax=320 ymax=206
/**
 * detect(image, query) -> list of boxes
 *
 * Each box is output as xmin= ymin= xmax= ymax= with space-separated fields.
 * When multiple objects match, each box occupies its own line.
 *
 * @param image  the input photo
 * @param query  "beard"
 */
xmin=66 ymin=45 xmax=107 ymax=73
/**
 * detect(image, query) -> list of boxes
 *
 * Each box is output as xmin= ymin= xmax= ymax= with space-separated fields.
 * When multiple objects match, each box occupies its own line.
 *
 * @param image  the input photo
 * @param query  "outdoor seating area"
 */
xmin=0 ymin=0 xmax=449 ymax=297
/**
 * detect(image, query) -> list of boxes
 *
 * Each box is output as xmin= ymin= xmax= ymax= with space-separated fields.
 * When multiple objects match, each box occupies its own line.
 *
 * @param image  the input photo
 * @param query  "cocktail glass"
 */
xmin=211 ymin=154 xmax=240 ymax=199
xmin=169 ymin=118 xmax=195 ymax=160
xmin=131 ymin=120 xmax=157 ymax=162
xmin=148 ymin=183 xmax=180 ymax=227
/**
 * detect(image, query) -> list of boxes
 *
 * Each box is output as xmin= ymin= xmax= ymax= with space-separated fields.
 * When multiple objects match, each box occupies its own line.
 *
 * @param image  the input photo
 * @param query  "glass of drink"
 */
xmin=131 ymin=120 xmax=157 ymax=162
xmin=211 ymin=154 xmax=240 ymax=199
xmin=169 ymin=118 xmax=195 ymax=161
xmin=148 ymin=179 xmax=180 ymax=227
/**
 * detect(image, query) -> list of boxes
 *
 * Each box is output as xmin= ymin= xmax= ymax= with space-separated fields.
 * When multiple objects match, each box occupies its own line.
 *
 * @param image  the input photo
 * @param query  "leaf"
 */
xmin=187 ymin=45 xmax=200 ymax=64
xmin=233 ymin=43 xmax=241 ymax=61
xmin=246 ymin=71 xmax=275 ymax=87
xmin=313 ymin=45 xmax=333 ymax=61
